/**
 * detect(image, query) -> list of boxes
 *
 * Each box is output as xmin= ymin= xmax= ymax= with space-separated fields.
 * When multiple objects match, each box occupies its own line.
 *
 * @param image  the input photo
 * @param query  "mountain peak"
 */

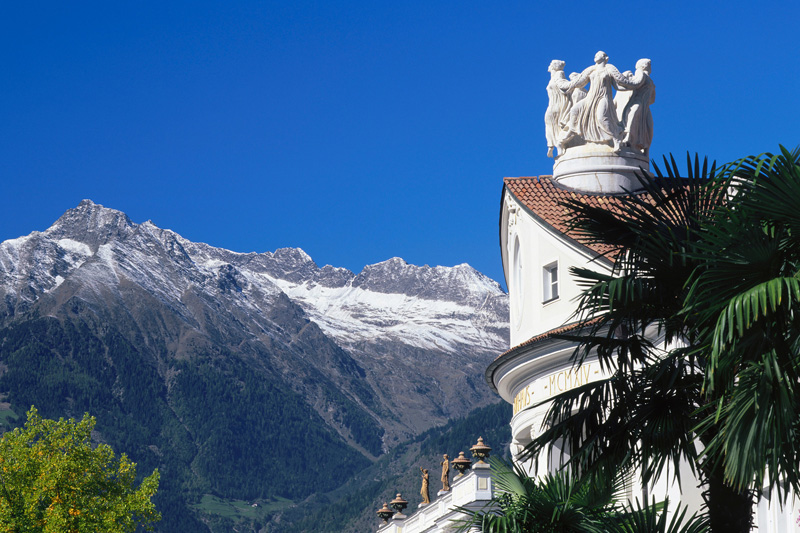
xmin=350 ymin=257 xmax=503 ymax=303
xmin=46 ymin=200 xmax=134 ymax=249
xmin=377 ymin=257 xmax=408 ymax=267
xmin=271 ymin=247 xmax=314 ymax=265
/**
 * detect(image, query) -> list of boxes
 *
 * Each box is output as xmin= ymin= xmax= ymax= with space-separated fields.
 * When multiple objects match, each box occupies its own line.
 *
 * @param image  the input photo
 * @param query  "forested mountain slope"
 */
xmin=0 ymin=200 xmax=508 ymax=531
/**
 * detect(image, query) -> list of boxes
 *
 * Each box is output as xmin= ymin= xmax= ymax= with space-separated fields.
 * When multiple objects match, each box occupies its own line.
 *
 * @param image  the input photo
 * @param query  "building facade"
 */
xmin=378 ymin=52 xmax=798 ymax=532
xmin=487 ymin=173 xmax=702 ymax=510
xmin=488 ymin=170 xmax=799 ymax=532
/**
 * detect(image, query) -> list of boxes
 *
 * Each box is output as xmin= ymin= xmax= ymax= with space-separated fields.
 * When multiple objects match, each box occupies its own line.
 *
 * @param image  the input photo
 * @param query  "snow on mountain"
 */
xmin=0 ymin=203 xmax=507 ymax=358
xmin=0 ymin=200 xmax=509 ymax=443
xmin=265 ymin=258 xmax=508 ymax=354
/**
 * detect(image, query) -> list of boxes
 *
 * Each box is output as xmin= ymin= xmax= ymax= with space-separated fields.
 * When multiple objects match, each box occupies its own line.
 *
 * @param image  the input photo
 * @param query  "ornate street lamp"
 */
xmin=470 ymin=436 xmax=492 ymax=464
xmin=376 ymin=502 xmax=394 ymax=524
xmin=451 ymin=451 xmax=472 ymax=478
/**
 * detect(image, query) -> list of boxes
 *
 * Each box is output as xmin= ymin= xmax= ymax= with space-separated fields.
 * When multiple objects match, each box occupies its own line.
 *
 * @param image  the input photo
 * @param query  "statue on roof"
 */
xmin=441 ymin=454 xmax=451 ymax=492
xmin=419 ymin=467 xmax=431 ymax=504
xmin=544 ymin=60 xmax=572 ymax=158
xmin=620 ymin=58 xmax=655 ymax=155
xmin=546 ymin=52 xmax=655 ymax=158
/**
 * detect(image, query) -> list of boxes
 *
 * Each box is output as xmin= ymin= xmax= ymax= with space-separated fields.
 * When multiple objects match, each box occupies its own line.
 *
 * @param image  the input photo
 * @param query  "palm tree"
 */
xmin=455 ymin=457 xmax=708 ymax=533
xmin=521 ymin=154 xmax=758 ymax=532
xmin=685 ymin=146 xmax=800 ymax=503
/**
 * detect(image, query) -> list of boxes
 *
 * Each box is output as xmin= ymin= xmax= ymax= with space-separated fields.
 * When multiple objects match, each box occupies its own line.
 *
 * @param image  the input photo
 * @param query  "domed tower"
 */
xmin=490 ymin=51 xmax=657 ymax=469
xmin=486 ymin=53 xmax=700 ymax=507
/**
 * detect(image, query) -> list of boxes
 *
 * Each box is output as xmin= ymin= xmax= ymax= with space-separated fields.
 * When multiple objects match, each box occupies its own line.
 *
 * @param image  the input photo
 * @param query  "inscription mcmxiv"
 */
xmin=513 ymin=363 xmax=595 ymax=415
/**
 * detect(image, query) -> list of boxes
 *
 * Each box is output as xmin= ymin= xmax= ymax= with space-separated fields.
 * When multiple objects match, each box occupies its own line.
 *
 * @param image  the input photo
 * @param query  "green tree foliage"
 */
xmin=169 ymin=360 xmax=371 ymax=500
xmin=684 ymin=147 xmax=800 ymax=498
xmin=0 ymin=407 xmax=160 ymax=532
xmin=525 ymin=154 xmax=735 ymax=520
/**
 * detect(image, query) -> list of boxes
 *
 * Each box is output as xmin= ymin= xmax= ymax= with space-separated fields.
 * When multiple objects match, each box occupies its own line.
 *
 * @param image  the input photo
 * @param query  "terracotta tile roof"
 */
xmin=485 ymin=317 xmax=603 ymax=391
xmin=496 ymin=317 xmax=602 ymax=361
xmin=501 ymin=320 xmax=582 ymax=356
xmin=504 ymin=176 xmax=652 ymax=258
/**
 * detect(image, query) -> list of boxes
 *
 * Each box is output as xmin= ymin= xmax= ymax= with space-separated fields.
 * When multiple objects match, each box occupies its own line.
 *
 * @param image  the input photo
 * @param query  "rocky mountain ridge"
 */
xmin=0 ymin=199 xmax=508 ymax=531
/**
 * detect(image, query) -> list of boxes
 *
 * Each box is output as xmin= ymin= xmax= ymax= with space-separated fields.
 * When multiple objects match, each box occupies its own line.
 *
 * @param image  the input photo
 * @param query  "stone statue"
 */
xmin=620 ymin=58 xmax=655 ymax=155
xmin=569 ymin=72 xmax=587 ymax=104
xmin=544 ymin=60 xmax=572 ymax=158
xmin=545 ymin=52 xmax=656 ymax=192
xmin=613 ymin=71 xmax=634 ymax=123
xmin=441 ymin=454 xmax=451 ymax=492
xmin=557 ymin=51 xmax=642 ymax=153
xmin=419 ymin=468 xmax=430 ymax=504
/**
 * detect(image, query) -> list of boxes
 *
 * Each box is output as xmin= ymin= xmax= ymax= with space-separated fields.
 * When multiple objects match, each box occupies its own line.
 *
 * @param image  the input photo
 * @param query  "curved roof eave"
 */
xmin=485 ymin=319 xmax=598 ymax=393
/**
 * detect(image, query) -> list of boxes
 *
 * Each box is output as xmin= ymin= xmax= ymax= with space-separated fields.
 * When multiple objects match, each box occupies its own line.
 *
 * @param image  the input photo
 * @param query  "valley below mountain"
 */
xmin=0 ymin=200 xmax=509 ymax=532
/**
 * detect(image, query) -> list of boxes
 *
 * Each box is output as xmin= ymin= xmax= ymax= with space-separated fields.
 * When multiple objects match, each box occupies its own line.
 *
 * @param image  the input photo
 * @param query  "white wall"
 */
xmin=503 ymin=193 xmax=611 ymax=347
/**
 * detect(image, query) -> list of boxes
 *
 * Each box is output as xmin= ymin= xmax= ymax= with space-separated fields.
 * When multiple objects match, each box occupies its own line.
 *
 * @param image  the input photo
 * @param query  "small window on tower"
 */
xmin=543 ymin=262 xmax=559 ymax=303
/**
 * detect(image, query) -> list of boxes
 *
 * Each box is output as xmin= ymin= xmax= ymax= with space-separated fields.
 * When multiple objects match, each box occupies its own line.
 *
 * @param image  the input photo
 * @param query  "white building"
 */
xmin=488 ymin=172 xmax=702 ymax=509
xmin=378 ymin=53 xmax=798 ymax=532
xmin=488 ymin=169 xmax=799 ymax=531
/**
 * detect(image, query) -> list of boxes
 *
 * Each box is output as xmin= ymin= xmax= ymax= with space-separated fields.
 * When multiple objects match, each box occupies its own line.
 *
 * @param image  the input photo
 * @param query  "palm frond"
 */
xmin=604 ymin=498 xmax=709 ymax=533
xmin=522 ymin=350 xmax=701 ymax=489
xmin=697 ymin=350 xmax=800 ymax=497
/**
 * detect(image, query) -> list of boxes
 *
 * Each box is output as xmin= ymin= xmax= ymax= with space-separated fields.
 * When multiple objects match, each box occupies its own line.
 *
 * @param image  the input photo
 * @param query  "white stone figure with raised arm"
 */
xmin=558 ymin=51 xmax=640 ymax=153
xmin=544 ymin=60 xmax=572 ymax=158
xmin=620 ymin=58 xmax=655 ymax=155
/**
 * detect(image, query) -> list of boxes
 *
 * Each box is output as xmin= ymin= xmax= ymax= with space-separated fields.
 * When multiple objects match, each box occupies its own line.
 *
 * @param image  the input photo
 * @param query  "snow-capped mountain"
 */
xmin=0 ymin=200 xmax=508 ymax=445
xmin=0 ymin=199 xmax=509 ymax=531
xmin=268 ymin=256 xmax=506 ymax=353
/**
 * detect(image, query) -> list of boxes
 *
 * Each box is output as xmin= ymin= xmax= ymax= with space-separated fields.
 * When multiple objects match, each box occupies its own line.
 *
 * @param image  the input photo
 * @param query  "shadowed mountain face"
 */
xmin=0 ymin=200 xmax=508 ymax=531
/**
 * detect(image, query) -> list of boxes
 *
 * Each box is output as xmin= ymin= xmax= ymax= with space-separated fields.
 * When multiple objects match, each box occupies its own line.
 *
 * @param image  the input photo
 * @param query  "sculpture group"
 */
xmin=545 ymin=51 xmax=655 ymax=158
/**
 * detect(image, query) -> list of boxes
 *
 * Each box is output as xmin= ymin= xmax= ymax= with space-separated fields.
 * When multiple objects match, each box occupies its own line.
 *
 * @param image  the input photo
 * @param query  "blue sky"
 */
xmin=1 ymin=1 xmax=798 ymax=286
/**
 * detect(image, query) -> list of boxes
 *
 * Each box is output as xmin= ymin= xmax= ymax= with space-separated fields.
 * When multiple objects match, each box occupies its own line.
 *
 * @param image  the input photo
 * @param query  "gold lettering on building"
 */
xmin=513 ymin=364 xmax=593 ymax=415
xmin=512 ymin=385 xmax=533 ymax=416
xmin=550 ymin=364 xmax=591 ymax=393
